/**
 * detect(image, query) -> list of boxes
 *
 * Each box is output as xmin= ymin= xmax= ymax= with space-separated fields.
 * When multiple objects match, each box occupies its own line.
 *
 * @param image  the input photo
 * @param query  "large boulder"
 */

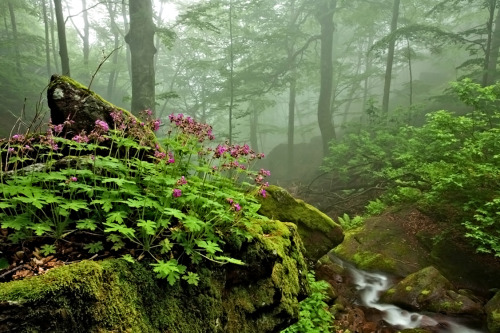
xmin=485 ymin=291 xmax=500 ymax=333
xmin=257 ymin=185 xmax=344 ymax=262
xmin=380 ymin=266 xmax=484 ymax=317
xmin=0 ymin=220 xmax=308 ymax=333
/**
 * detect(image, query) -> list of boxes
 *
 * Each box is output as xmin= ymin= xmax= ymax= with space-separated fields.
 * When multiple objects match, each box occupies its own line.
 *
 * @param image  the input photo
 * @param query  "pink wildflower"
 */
xmin=233 ymin=203 xmax=241 ymax=212
xmin=70 ymin=177 xmax=77 ymax=182
xmin=172 ymin=189 xmax=182 ymax=198
xmin=177 ymin=176 xmax=187 ymax=186
xmin=95 ymin=120 xmax=109 ymax=132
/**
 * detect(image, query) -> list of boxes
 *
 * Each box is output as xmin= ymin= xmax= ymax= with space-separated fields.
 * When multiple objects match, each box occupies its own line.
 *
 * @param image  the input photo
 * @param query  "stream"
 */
xmin=330 ymin=255 xmax=486 ymax=333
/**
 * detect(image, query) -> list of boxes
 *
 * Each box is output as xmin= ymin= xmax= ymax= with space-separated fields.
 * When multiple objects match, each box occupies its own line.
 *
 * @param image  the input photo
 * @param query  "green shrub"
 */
xmin=281 ymin=272 xmax=334 ymax=333
xmin=322 ymin=79 xmax=500 ymax=257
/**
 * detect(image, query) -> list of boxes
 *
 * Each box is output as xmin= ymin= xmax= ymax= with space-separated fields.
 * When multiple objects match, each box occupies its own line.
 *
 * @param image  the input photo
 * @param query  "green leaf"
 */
xmin=137 ymin=219 xmax=157 ymax=235
xmin=163 ymin=207 xmax=186 ymax=219
xmin=29 ymin=222 xmax=53 ymax=236
xmin=84 ymin=241 xmax=104 ymax=254
xmin=106 ymin=210 xmax=128 ymax=224
xmin=0 ymin=257 xmax=9 ymax=270
xmin=103 ymin=222 xmax=135 ymax=238
xmin=182 ymin=272 xmax=200 ymax=286
xmin=121 ymin=254 xmax=136 ymax=263
xmin=40 ymin=244 xmax=57 ymax=256
xmin=183 ymin=215 xmax=205 ymax=232
xmin=151 ymin=259 xmax=186 ymax=285
xmin=1 ymin=213 xmax=32 ymax=230
xmin=91 ymin=198 xmax=114 ymax=212
xmin=76 ymin=218 xmax=98 ymax=231
xmin=60 ymin=199 xmax=89 ymax=212
xmin=102 ymin=177 xmax=136 ymax=186
xmin=160 ymin=238 xmax=173 ymax=253
xmin=196 ymin=240 xmax=221 ymax=255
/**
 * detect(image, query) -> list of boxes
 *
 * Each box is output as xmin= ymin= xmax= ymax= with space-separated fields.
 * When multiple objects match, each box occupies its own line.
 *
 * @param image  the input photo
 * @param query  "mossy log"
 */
xmin=0 ymin=221 xmax=308 ymax=333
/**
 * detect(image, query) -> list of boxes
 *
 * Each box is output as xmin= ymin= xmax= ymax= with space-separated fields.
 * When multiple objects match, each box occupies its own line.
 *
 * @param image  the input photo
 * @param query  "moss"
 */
xmin=257 ymin=186 xmax=343 ymax=261
xmin=350 ymin=251 xmax=396 ymax=272
xmin=405 ymin=286 xmax=413 ymax=292
xmin=421 ymin=289 xmax=430 ymax=296
xmin=0 ymin=219 xmax=309 ymax=333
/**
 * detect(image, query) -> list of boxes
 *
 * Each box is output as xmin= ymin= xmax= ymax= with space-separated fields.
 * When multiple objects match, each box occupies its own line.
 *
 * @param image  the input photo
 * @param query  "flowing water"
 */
xmin=330 ymin=255 xmax=486 ymax=333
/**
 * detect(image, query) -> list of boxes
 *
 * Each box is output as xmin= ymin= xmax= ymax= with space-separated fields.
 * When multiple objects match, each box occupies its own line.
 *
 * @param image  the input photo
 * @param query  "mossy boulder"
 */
xmin=485 ymin=291 xmax=500 ymax=333
xmin=257 ymin=185 xmax=344 ymax=262
xmin=47 ymin=74 xmax=157 ymax=148
xmin=380 ymin=266 xmax=484 ymax=317
xmin=0 ymin=220 xmax=308 ymax=333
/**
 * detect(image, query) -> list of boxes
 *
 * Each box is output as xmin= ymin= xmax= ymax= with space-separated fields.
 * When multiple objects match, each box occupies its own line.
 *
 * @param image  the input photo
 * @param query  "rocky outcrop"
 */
xmin=257 ymin=185 xmax=344 ymax=262
xmin=380 ymin=266 xmax=483 ymax=317
xmin=486 ymin=291 xmax=500 ymax=333
xmin=0 ymin=220 xmax=308 ymax=333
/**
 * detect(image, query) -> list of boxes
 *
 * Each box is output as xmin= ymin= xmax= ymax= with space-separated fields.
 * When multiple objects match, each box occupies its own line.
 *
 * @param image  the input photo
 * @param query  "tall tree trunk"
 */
xmin=382 ymin=0 xmax=400 ymax=114
xmin=106 ymin=1 xmax=120 ymax=101
xmin=122 ymin=1 xmax=132 ymax=83
xmin=125 ymin=0 xmax=156 ymax=115
xmin=53 ymin=0 xmax=70 ymax=76
xmin=7 ymin=1 xmax=22 ymax=76
xmin=287 ymin=75 xmax=297 ymax=178
xmin=49 ymin=0 xmax=60 ymax=73
xmin=228 ymin=0 xmax=235 ymax=144
xmin=483 ymin=0 xmax=497 ymax=86
xmin=316 ymin=0 xmax=337 ymax=157
xmin=42 ymin=0 xmax=52 ymax=76
xmin=362 ymin=35 xmax=374 ymax=123
xmin=82 ymin=0 xmax=90 ymax=67
xmin=486 ymin=4 xmax=500 ymax=85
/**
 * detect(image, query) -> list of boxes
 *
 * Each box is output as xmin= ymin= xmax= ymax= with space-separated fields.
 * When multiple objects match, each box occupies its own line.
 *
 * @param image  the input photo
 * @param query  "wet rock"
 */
xmin=485 ymin=291 xmax=500 ymax=333
xmin=380 ymin=266 xmax=484 ymax=317
xmin=257 ymin=185 xmax=344 ymax=261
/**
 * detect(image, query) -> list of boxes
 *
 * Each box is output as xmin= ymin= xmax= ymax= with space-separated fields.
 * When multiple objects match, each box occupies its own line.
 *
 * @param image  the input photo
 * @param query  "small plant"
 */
xmin=281 ymin=272 xmax=334 ymax=333
xmin=365 ymin=199 xmax=386 ymax=216
xmin=337 ymin=213 xmax=364 ymax=230
xmin=0 ymin=111 xmax=271 ymax=284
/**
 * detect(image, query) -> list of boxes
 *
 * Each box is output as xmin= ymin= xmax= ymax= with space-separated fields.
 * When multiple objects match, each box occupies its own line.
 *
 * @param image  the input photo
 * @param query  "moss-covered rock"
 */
xmin=257 ymin=185 xmax=344 ymax=262
xmin=485 ymin=291 xmax=500 ymax=333
xmin=0 ymin=220 xmax=308 ymax=333
xmin=380 ymin=266 xmax=484 ymax=317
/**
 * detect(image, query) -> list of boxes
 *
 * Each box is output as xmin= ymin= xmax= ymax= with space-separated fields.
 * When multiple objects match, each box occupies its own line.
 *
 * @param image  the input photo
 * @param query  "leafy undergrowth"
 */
xmin=322 ymin=79 xmax=500 ymax=257
xmin=0 ymin=111 xmax=271 ymax=285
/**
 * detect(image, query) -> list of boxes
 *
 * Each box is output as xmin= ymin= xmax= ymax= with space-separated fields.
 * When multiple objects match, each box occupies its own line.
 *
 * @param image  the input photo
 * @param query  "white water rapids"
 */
xmin=331 ymin=255 xmax=486 ymax=333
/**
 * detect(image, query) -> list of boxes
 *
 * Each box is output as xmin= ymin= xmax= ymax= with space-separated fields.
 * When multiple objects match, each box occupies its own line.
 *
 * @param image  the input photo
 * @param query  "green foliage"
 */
xmin=337 ymin=213 xmax=364 ymax=230
xmin=281 ymin=272 xmax=333 ymax=333
xmin=323 ymin=79 xmax=500 ymax=256
xmin=0 ymin=112 xmax=271 ymax=284
xmin=365 ymin=199 xmax=387 ymax=216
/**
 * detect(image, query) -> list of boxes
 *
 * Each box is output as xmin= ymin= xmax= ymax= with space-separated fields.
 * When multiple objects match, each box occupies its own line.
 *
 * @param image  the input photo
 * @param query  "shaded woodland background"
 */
xmin=2 ymin=0 xmax=498 ymax=156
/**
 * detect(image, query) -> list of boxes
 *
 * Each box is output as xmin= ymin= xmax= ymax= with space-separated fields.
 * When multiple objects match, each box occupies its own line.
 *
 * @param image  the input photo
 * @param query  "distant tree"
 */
xmin=7 ymin=0 xmax=22 ymax=76
xmin=382 ymin=0 xmax=400 ymax=113
xmin=53 ymin=0 xmax=70 ymax=76
xmin=316 ymin=0 xmax=338 ymax=156
xmin=125 ymin=0 xmax=156 ymax=115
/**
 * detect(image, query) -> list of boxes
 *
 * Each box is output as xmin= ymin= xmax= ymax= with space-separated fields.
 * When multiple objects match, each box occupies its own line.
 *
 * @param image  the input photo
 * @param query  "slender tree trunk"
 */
xmin=362 ymin=35 xmax=374 ymax=123
xmin=287 ymin=75 xmax=297 ymax=178
xmin=483 ymin=0 xmax=497 ymax=86
xmin=82 ymin=0 xmax=90 ymax=67
xmin=42 ymin=0 xmax=52 ymax=76
xmin=406 ymin=38 xmax=413 ymax=108
xmin=7 ymin=1 xmax=22 ymax=76
xmin=53 ymin=0 xmax=70 ymax=76
xmin=228 ymin=0 xmax=235 ymax=144
xmin=122 ymin=1 xmax=132 ymax=83
xmin=125 ymin=0 xmax=156 ymax=115
xmin=250 ymin=102 xmax=259 ymax=151
xmin=49 ymin=0 xmax=60 ymax=73
xmin=382 ymin=0 xmax=400 ymax=114
xmin=316 ymin=0 xmax=337 ymax=157
xmin=486 ymin=4 xmax=500 ymax=85
xmin=106 ymin=2 xmax=120 ymax=100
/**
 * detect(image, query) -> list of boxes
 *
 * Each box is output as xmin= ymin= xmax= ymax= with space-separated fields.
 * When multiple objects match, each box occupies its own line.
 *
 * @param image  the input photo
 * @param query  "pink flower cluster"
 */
xmin=226 ymin=198 xmax=241 ymax=212
xmin=168 ymin=113 xmax=215 ymax=142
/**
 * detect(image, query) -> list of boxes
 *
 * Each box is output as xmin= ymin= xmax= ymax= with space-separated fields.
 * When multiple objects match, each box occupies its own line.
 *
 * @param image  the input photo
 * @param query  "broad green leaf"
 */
xmin=183 ymin=215 xmax=205 ymax=232
xmin=76 ymin=218 xmax=98 ymax=231
xmin=182 ymin=272 xmax=200 ymax=286
xmin=106 ymin=210 xmax=128 ymax=224
xmin=196 ymin=240 xmax=221 ymax=254
xmin=137 ymin=219 xmax=157 ymax=235
xmin=163 ymin=207 xmax=186 ymax=219
xmin=84 ymin=241 xmax=104 ymax=254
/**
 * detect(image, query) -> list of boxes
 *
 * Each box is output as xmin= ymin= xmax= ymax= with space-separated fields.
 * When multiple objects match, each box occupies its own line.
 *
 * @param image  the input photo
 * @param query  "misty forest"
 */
xmin=0 ymin=0 xmax=500 ymax=332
